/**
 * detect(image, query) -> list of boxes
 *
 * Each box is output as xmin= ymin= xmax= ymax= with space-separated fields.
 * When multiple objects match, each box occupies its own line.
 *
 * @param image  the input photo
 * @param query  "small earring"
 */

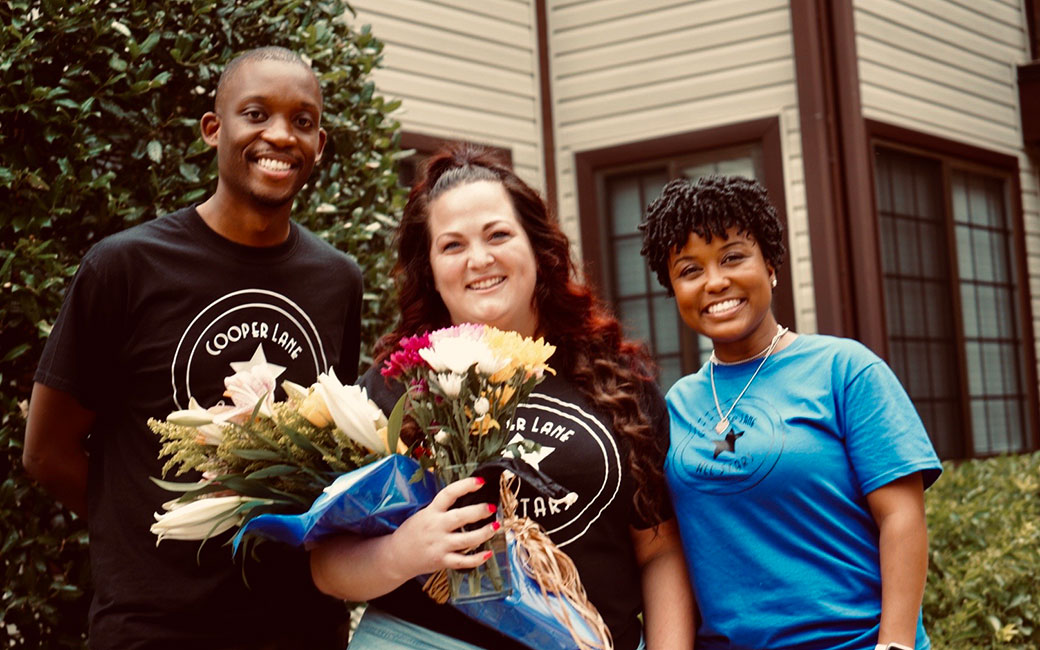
xmin=770 ymin=276 xmax=777 ymax=288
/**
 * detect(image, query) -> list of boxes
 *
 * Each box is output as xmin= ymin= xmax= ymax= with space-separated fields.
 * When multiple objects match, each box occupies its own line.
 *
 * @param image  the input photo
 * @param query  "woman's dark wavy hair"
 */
xmin=639 ymin=175 xmax=786 ymax=295
xmin=374 ymin=143 xmax=668 ymax=525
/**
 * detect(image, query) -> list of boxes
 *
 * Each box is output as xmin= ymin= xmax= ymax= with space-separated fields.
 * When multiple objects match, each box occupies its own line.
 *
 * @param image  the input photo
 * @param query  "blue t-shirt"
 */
xmin=665 ymin=334 xmax=942 ymax=650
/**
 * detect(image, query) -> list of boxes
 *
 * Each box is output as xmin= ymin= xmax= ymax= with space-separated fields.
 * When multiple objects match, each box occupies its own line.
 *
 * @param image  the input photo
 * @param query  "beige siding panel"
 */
xmin=894 ymin=0 xmax=1023 ymax=46
xmin=854 ymin=10 xmax=1013 ymax=82
xmin=858 ymin=61 xmax=1017 ymax=127
xmin=372 ymin=69 xmax=534 ymax=120
xmin=379 ymin=48 xmax=534 ymax=96
xmin=855 ymin=0 xmax=1022 ymax=62
xmin=556 ymin=34 xmax=792 ymax=100
xmin=553 ymin=0 xmax=690 ymax=30
xmin=553 ymin=0 xmax=786 ymax=54
xmin=430 ymin=0 xmax=531 ymax=25
xmin=554 ymin=8 xmax=791 ymax=76
xmin=860 ymin=96 xmax=1020 ymax=153
xmin=348 ymin=0 xmax=543 ymax=190
xmin=558 ymin=60 xmax=794 ymax=125
xmin=557 ymin=86 xmax=795 ymax=148
xmin=943 ymin=0 xmax=1024 ymax=28
xmin=857 ymin=36 xmax=1010 ymax=103
xmin=393 ymin=96 xmax=537 ymax=145
xmin=356 ymin=0 xmax=530 ymax=46
xmin=350 ymin=12 xmax=533 ymax=73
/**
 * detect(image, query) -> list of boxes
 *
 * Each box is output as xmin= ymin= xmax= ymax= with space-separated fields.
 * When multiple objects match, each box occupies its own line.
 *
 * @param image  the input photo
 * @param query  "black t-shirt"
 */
xmin=35 ymin=206 xmax=363 ymax=650
xmin=360 ymin=365 xmax=671 ymax=650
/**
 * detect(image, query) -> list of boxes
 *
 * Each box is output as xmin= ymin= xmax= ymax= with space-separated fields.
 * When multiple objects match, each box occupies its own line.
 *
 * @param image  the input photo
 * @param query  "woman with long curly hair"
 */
xmin=310 ymin=145 xmax=694 ymax=650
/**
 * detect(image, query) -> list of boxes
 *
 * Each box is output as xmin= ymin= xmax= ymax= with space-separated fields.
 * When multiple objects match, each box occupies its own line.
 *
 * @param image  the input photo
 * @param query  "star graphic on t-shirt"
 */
xmin=713 ymin=428 xmax=744 ymax=459
xmin=506 ymin=433 xmax=556 ymax=470
xmin=229 ymin=344 xmax=286 ymax=379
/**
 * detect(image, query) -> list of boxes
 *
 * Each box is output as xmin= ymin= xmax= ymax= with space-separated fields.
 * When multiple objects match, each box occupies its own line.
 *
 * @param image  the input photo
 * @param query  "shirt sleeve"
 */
xmin=34 ymin=251 xmax=124 ymax=412
xmin=841 ymin=358 xmax=943 ymax=495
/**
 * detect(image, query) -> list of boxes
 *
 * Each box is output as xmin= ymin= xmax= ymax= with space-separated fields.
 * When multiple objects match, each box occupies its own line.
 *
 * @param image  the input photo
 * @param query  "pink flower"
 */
xmin=381 ymin=332 xmax=432 ymax=378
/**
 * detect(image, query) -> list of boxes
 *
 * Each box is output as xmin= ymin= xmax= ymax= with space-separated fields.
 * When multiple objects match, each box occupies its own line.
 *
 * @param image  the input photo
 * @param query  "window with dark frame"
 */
xmin=598 ymin=145 xmax=765 ymax=390
xmin=874 ymin=145 xmax=1033 ymax=459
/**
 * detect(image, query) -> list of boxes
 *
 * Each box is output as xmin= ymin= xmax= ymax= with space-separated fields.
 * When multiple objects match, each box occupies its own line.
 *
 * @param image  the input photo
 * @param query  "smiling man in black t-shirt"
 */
xmin=23 ymin=47 xmax=361 ymax=650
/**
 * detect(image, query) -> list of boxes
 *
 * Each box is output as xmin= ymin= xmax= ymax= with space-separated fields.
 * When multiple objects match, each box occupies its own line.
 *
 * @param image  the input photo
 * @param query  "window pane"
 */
xmin=608 ymin=176 xmax=643 ymax=236
xmin=971 ymin=229 xmax=995 ymax=282
xmin=716 ymin=157 xmax=755 ymax=179
xmin=899 ymin=279 xmax=926 ymax=338
xmin=970 ymin=399 xmax=990 ymax=454
xmin=617 ymin=297 xmax=650 ymax=345
xmin=955 ymin=225 xmax=974 ymax=279
xmin=960 ymin=283 xmax=979 ymax=338
xmin=923 ymin=280 xmax=949 ymax=337
xmin=613 ymin=237 xmax=647 ymax=297
xmin=653 ymin=295 xmax=680 ymax=355
xmin=642 ymin=172 xmax=668 ymax=218
xmin=880 ymin=216 xmax=899 ymax=274
xmin=981 ymin=342 xmax=1004 ymax=395
xmin=658 ymin=356 xmax=683 ymax=393
xmin=930 ymin=400 xmax=963 ymax=458
xmin=918 ymin=222 xmax=945 ymax=279
xmin=896 ymin=218 xmax=921 ymax=276
xmin=964 ymin=341 xmax=983 ymax=396
xmin=904 ymin=341 xmax=932 ymax=398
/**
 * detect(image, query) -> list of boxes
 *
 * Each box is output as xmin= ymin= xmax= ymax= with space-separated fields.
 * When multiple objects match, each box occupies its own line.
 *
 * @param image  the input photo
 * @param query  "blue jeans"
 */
xmin=349 ymin=606 xmax=646 ymax=650
xmin=349 ymin=608 xmax=487 ymax=649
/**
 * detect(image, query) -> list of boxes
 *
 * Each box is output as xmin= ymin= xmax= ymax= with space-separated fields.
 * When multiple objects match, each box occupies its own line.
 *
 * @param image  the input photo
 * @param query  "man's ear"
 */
xmin=200 ymin=112 xmax=221 ymax=147
xmin=315 ymin=127 xmax=328 ymax=164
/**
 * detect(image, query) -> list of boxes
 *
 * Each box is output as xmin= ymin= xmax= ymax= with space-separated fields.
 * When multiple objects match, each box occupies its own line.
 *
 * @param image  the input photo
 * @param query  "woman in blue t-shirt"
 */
xmin=638 ymin=175 xmax=942 ymax=650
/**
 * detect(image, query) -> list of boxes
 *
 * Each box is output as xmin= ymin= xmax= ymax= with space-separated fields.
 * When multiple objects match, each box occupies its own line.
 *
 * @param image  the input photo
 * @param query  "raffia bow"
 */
xmin=422 ymin=472 xmax=613 ymax=650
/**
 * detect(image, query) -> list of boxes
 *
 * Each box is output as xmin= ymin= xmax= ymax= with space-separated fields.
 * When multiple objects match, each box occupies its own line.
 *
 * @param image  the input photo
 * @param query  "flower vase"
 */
xmin=437 ymin=462 xmax=513 ymax=604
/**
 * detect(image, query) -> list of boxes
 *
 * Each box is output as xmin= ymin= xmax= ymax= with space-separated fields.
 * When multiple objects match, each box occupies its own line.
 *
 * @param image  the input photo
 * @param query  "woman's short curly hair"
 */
xmin=638 ymin=175 xmax=786 ymax=295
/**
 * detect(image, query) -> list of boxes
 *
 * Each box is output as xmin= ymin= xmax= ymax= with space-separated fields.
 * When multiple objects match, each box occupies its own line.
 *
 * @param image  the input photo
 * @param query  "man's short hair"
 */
xmin=214 ymin=46 xmax=321 ymax=109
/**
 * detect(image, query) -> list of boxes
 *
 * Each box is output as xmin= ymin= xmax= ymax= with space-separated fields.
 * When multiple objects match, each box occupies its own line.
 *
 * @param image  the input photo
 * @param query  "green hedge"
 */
xmin=924 ymin=452 xmax=1040 ymax=649
xmin=0 ymin=1 xmax=405 ymax=646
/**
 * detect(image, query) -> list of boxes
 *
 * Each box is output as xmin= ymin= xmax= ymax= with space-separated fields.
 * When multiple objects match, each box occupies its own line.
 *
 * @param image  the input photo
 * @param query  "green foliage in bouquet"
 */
xmin=0 ymin=0 xmax=406 ymax=646
xmin=923 ymin=452 xmax=1040 ymax=649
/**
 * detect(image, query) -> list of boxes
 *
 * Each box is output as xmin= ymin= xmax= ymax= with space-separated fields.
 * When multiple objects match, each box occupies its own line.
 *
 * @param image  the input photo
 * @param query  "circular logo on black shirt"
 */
xmin=170 ymin=289 xmax=328 ymax=409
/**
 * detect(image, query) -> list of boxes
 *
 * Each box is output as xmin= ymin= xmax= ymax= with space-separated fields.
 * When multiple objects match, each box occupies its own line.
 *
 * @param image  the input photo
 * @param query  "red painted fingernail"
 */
xmin=492 ymin=521 xmax=501 ymax=531
xmin=483 ymin=550 xmax=494 ymax=560
xmin=474 ymin=477 xmax=485 ymax=486
xmin=487 ymin=503 xmax=497 ymax=514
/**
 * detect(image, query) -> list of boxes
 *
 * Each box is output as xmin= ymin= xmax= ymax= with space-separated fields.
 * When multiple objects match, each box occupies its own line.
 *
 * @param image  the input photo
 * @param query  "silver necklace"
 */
xmin=709 ymin=324 xmax=789 ymax=434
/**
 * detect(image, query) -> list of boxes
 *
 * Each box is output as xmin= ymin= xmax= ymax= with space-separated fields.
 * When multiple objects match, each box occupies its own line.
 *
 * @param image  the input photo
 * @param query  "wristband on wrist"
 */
xmin=874 ymin=644 xmax=914 ymax=650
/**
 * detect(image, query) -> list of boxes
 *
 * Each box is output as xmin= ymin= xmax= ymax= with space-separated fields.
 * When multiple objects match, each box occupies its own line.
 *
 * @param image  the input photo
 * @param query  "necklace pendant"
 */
xmin=715 ymin=418 xmax=729 ymax=434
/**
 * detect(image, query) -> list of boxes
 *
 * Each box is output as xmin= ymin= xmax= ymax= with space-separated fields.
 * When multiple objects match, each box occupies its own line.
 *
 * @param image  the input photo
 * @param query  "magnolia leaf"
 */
xmin=146 ymin=140 xmax=162 ymax=163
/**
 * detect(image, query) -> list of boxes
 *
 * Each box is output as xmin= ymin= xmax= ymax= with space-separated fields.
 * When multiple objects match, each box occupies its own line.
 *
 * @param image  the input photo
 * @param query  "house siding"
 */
xmin=548 ymin=0 xmax=818 ymax=332
xmin=852 ymin=0 xmax=1040 ymax=376
xmin=346 ymin=0 xmax=545 ymax=189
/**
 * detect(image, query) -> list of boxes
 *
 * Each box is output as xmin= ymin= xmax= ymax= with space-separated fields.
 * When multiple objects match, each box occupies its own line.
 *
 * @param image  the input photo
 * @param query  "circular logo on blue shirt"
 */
xmin=669 ymin=396 xmax=785 ymax=494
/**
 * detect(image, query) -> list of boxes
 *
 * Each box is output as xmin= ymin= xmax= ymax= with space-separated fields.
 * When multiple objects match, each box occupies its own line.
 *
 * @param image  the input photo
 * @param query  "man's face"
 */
xmin=202 ymin=58 xmax=326 ymax=209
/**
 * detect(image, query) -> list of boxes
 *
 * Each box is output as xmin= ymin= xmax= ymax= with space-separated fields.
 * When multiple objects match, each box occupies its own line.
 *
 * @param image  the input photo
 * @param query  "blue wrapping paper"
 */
xmin=233 ymin=454 xmax=437 ymax=550
xmin=233 ymin=454 xmax=604 ymax=650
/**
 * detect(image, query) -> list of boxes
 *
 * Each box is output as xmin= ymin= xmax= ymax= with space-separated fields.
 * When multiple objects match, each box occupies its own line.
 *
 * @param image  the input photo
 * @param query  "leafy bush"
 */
xmin=0 ymin=0 xmax=405 ymax=646
xmin=924 ymin=452 xmax=1040 ymax=649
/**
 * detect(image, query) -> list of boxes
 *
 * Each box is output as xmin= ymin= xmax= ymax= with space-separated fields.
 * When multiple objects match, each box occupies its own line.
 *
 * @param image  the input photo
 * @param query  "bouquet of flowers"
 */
xmin=380 ymin=324 xmax=611 ymax=649
xmin=148 ymin=363 xmax=400 ymax=550
xmin=380 ymin=324 xmax=555 ymax=602
xmin=147 ymin=325 xmax=612 ymax=650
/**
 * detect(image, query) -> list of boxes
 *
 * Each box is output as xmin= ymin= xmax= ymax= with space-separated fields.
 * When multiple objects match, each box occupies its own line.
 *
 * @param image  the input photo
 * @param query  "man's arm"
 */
xmin=23 ymin=382 xmax=95 ymax=519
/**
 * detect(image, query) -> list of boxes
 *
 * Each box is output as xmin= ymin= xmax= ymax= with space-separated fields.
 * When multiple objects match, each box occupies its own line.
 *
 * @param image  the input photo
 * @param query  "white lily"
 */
xmin=150 ymin=495 xmax=254 ymax=544
xmin=214 ymin=366 xmax=278 ymax=424
xmin=315 ymin=369 xmax=388 ymax=453
xmin=431 ymin=372 xmax=464 ymax=399
xmin=194 ymin=423 xmax=225 ymax=446
xmin=281 ymin=379 xmax=310 ymax=403
xmin=166 ymin=397 xmax=215 ymax=427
